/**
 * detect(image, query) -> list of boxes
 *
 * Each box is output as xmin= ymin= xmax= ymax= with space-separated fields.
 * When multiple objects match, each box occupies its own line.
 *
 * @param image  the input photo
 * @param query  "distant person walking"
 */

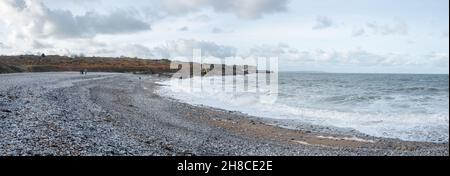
xmin=80 ymin=69 xmax=88 ymax=75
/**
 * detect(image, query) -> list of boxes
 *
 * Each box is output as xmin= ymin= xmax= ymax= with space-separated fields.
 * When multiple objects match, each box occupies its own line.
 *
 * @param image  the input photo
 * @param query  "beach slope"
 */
xmin=0 ymin=72 xmax=448 ymax=156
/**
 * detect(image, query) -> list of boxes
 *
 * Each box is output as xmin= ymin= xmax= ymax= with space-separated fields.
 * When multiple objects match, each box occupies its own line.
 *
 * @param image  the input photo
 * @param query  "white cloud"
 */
xmin=190 ymin=14 xmax=211 ymax=22
xmin=248 ymin=44 xmax=290 ymax=58
xmin=428 ymin=52 xmax=449 ymax=68
xmin=121 ymin=44 xmax=154 ymax=58
xmin=0 ymin=42 xmax=7 ymax=48
xmin=211 ymin=27 xmax=233 ymax=34
xmin=42 ymin=0 xmax=101 ymax=5
xmin=352 ymin=28 xmax=366 ymax=37
xmin=351 ymin=20 xmax=409 ymax=37
xmin=245 ymin=44 xmax=439 ymax=68
xmin=32 ymin=40 xmax=53 ymax=49
xmin=0 ymin=0 xmax=447 ymax=74
xmin=152 ymin=39 xmax=237 ymax=58
xmin=313 ymin=16 xmax=334 ymax=30
xmin=366 ymin=20 xmax=408 ymax=36
xmin=161 ymin=0 xmax=289 ymax=19
xmin=298 ymin=48 xmax=390 ymax=66
xmin=178 ymin=26 xmax=189 ymax=31
xmin=212 ymin=27 xmax=222 ymax=33
xmin=0 ymin=0 xmax=151 ymax=39
xmin=442 ymin=31 xmax=449 ymax=38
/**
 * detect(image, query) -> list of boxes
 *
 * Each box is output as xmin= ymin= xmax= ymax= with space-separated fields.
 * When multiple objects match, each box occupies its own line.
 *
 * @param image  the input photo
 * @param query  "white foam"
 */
xmin=156 ymin=75 xmax=449 ymax=143
xmin=316 ymin=136 xmax=375 ymax=143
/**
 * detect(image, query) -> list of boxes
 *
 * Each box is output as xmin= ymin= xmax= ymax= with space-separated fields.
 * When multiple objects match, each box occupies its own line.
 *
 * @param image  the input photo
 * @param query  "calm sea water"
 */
xmin=158 ymin=73 xmax=449 ymax=143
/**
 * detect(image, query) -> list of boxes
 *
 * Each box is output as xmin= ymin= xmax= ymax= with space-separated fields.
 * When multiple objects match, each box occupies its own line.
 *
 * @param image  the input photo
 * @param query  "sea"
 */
xmin=157 ymin=72 xmax=449 ymax=143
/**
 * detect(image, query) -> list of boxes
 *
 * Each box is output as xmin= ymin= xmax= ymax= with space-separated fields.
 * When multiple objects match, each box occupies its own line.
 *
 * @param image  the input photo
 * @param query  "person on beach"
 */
xmin=80 ymin=69 xmax=88 ymax=75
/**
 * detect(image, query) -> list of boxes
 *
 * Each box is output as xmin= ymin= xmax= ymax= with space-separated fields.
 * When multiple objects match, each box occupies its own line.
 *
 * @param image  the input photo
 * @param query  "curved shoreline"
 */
xmin=156 ymin=74 xmax=449 ymax=144
xmin=0 ymin=72 xmax=448 ymax=156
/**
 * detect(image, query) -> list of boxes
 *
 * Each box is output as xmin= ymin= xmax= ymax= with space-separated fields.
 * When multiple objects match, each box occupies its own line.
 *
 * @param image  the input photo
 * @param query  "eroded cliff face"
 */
xmin=0 ymin=55 xmax=258 ymax=77
xmin=0 ymin=55 xmax=172 ymax=74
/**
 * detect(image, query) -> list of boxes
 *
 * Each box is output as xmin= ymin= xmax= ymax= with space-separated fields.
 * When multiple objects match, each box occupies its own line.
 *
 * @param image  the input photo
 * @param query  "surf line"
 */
xmin=177 ymin=160 xmax=212 ymax=174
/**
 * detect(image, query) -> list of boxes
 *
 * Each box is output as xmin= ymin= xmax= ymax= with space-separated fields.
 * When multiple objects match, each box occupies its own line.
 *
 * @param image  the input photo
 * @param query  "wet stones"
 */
xmin=1 ymin=109 xmax=12 ymax=113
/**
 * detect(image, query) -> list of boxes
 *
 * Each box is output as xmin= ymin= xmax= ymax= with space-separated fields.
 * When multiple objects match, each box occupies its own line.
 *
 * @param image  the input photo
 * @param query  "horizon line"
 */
xmin=1 ymin=54 xmax=448 ymax=75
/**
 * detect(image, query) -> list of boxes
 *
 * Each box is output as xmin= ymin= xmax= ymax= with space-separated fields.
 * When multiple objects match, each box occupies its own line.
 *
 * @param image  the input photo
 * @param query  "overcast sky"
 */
xmin=0 ymin=0 xmax=448 ymax=73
